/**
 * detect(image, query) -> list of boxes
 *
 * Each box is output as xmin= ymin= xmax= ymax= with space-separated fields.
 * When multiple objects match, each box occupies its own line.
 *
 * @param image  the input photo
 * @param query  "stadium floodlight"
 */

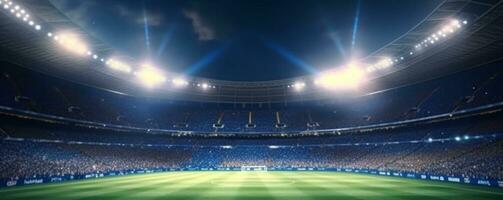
xmin=172 ymin=77 xmax=189 ymax=87
xmin=375 ymin=58 xmax=393 ymax=69
xmin=34 ymin=24 xmax=41 ymax=30
xmin=135 ymin=65 xmax=166 ymax=88
xmin=268 ymin=145 xmax=280 ymax=149
xmin=455 ymin=136 xmax=461 ymax=141
xmin=292 ymin=81 xmax=306 ymax=91
xmin=201 ymin=83 xmax=209 ymax=90
xmin=315 ymin=66 xmax=365 ymax=91
xmin=106 ymin=59 xmax=132 ymax=73
xmin=451 ymin=19 xmax=460 ymax=27
xmin=55 ymin=32 xmax=89 ymax=56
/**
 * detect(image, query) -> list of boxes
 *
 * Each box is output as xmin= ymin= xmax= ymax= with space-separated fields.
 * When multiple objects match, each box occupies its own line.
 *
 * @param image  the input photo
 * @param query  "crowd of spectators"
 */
xmin=0 ymin=141 xmax=192 ymax=180
xmin=1 ymin=112 xmax=502 ymax=181
xmin=1 ymin=137 xmax=501 ymax=181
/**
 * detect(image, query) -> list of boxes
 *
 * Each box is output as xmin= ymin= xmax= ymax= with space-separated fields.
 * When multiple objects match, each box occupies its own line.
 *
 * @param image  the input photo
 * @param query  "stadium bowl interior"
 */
xmin=0 ymin=0 xmax=503 ymax=199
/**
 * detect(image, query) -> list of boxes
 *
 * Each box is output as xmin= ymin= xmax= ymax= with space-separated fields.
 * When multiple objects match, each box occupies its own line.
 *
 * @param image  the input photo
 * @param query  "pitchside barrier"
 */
xmin=1 ymin=167 xmax=502 ymax=189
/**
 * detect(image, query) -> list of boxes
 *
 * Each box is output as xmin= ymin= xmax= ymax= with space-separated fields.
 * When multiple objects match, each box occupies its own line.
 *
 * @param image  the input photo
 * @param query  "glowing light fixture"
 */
xmin=106 ymin=59 xmax=132 ymax=73
xmin=201 ymin=83 xmax=209 ymax=90
xmin=55 ymin=32 xmax=89 ymax=55
xmin=315 ymin=65 xmax=365 ymax=91
xmin=292 ymin=81 xmax=306 ymax=91
xmin=172 ymin=78 xmax=189 ymax=87
xmin=135 ymin=65 xmax=166 ymax=88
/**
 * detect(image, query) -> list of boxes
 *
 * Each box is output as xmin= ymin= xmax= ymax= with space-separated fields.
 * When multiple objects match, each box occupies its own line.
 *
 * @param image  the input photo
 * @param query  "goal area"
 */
xmin=240 ymin=166 xmax=268 ymax=171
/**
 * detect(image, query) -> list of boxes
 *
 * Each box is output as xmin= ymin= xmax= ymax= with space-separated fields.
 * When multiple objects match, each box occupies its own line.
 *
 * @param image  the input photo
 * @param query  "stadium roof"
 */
xmin=1 ymin=0 xmax=503 ymax=103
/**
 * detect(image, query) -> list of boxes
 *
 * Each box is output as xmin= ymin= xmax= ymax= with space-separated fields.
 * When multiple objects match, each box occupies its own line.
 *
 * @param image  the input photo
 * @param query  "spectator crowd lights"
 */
xmin=1 ymin=0 xmax=467 ymax=94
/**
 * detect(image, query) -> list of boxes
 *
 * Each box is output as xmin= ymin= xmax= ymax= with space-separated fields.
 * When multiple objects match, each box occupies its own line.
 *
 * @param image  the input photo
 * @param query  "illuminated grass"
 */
xmin=1 ymin=172 xmax=502 ymax=200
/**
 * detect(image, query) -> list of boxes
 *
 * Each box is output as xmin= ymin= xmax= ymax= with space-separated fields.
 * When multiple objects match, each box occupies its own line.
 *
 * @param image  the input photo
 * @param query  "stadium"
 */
xmin=1 ymin=0 xmax=503 ymax=199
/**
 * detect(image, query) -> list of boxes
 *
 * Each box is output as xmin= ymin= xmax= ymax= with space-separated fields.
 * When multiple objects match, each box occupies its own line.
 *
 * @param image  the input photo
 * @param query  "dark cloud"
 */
xmin=184 ymin=10 xmax=216 ymax=41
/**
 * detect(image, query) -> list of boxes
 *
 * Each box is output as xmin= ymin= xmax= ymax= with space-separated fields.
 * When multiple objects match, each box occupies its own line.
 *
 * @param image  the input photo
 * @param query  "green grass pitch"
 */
xmin=1 ymin=172 xmax=502 ymax=200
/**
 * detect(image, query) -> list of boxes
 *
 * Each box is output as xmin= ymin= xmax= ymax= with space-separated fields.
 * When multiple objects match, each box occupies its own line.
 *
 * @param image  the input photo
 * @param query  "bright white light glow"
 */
xmin=201 ymin=83 xmax=209 ymax=89
xmin=172 ymin=78 xmax=189 ymax=87
xmin=376 ymin=58 xmax=393 ymax=69
xmin=106 ymin=59 xmax=132 ymax=73
xmin=55 ymin=33 xmax=89 ymax=55
xmin=34 ymin=24 xmax=41 ymax=30
xmin=135 ymin=66 xmax=166 ymax=88
xmin=292 ymin=81 xmax=306 ymax=91
xmin=315 ymin=66 xmax=365 ymax=91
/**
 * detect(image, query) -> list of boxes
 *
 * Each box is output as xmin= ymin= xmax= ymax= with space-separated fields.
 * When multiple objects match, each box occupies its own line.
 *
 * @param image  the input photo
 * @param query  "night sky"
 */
xmin=50 ymin=0 xmax=442 ymax=81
